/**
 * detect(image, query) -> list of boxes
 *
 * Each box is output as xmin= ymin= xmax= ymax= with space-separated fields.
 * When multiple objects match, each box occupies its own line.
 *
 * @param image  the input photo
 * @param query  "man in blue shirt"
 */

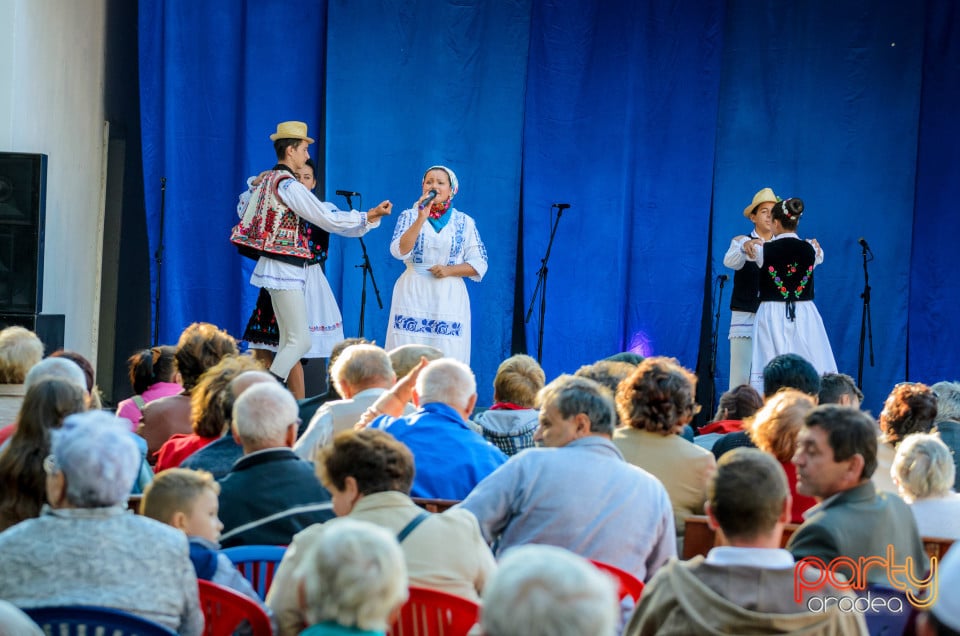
xmin=370 ymin=358 xmax=507 ymax=499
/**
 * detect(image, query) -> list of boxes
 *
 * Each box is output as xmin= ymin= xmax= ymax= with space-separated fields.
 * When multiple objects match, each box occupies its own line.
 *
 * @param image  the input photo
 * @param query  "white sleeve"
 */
xmin=389 ymin=208 xmax=419 ymax=261
xmin=293 ymin=407 xmax=334 ymax=461
xmin=752 ymin=243 xmax=764 ymax=268
xmin=276 ymin=178 xmax=380 ymax=237
xmin=236 ymin=176 xmax=257 ymax=218
xmin=461 ymin=215 xmax=488 ymax=282
xmin=808 ymin=239 xmax=824 ymax=266
xmin=723 ymin=236 xmax=750 ymax=269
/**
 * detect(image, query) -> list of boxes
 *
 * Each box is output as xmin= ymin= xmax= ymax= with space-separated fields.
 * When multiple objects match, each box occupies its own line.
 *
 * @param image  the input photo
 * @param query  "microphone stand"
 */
xmin=153 ymin=177 xmax=166 ymax=346
xmin=525 ymin=204 xmax=568 ymax=363
xmin=708 ymin=275 xmax=727 ymax=421
xmin=857 ymin=242 xmax=875 ymax=389
xmin=342 ymin=193 xmax=383 ymax=337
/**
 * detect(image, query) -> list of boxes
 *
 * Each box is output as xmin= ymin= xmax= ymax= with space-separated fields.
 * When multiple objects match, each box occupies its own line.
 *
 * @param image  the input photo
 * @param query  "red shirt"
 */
xmin=781 ymin=458 xmax=817 ymax=523
xmin=154 ymin=433 xmax=219 ymax=472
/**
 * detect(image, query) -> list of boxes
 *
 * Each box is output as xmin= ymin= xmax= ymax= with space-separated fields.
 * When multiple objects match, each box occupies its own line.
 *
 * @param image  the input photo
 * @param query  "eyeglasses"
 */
xmin=42 ymin=454 xmax=59 ymax=476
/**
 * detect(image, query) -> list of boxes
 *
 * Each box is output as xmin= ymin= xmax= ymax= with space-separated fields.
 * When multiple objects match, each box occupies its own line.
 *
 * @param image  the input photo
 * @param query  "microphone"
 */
xmin=553 ymin=203 xmax=571 ymax=210
xmin=858 ymin=237 xmax=871 ymax=252
xmin=336 ymin=190 xmax=360 ymax=197
xmin=420 ymin=190 xmax=438 ymax=208
xmin=718 ymin=274 xmax=728 ymax=282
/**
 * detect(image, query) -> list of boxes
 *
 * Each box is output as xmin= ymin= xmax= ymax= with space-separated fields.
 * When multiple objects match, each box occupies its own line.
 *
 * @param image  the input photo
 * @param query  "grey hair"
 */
xmin=893 ymin=432 xmax=956 ymax=502
xmin=231 ymin=382 xmax=298 ymax=446
xmin=536 ymin=375 xmax=616 ymax=435
xmin=24 ymin=357 xmax=87 ymax=392
xmin=51 ymin=411 xmax=141 ymax=507
xmin=293 ymin=519 xmax=408 ymax=631
xmin=331 ymin=345 xmax=395 ymax=396
xmin=480 ymin=545 xmax=619 ymax=636
xmin=932 ymin=381 xmax=960 ymax=423
xmin=415 ymin=359 xmax=476 ymax=409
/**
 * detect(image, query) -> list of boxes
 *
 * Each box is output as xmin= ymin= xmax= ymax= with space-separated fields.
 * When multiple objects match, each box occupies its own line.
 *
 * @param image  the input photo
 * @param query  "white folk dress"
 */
xmin=385 ymin=207 xmax=487 ymax=365
xmin=748 ymin=232 xmax=837 ymax=391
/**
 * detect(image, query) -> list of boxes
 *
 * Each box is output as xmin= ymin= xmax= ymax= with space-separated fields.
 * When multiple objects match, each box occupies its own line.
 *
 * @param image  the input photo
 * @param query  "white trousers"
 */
xmin=268 ymin=288 xmax=311 ymax=380
xmin=728 ymin=337 xmax=753 ymax=390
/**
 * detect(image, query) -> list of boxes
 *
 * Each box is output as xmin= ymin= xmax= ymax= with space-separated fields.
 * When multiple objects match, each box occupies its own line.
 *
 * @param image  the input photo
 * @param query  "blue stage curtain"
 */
xmin=711 ymin=1 xmax=924 ymax=412
xmin=909 ymin=0 xmax=960 ymax=386
xmin=139 ymin=0 xmax=327 ymax=344
xmin=520 ymin=0 xmax=725 ymax=378
xmin=322 ymin=0 xmax=531 ymax=401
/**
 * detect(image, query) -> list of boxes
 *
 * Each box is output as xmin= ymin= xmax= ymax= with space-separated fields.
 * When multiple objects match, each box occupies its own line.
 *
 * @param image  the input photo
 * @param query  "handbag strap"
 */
xmin=396 ymin=511 xmax=431 ymax=543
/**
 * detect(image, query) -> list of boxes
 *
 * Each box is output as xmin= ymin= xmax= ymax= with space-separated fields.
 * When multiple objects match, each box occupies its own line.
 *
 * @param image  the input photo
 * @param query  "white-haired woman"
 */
xmin=893 ymin=432 xmax=960 ymax=540
xmin=293 ymin=518 xmax=408 ymax=635
xmin=385 ymin=166 xmax=487 ymax=365
xmin=479 ymin=544 xmax=619 ymax=636
xmin=0 ymin=411 xmax=202 ymax=634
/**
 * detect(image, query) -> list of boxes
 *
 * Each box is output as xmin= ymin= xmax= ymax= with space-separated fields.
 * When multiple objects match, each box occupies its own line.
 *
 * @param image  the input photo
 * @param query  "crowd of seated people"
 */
xmin=0 ymin=320 xmax=959 ymax=636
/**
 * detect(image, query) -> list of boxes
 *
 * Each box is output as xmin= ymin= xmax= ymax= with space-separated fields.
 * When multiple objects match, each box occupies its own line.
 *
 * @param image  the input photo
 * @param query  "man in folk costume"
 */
xmin=231 ymin=121 xmax=392 ymax=384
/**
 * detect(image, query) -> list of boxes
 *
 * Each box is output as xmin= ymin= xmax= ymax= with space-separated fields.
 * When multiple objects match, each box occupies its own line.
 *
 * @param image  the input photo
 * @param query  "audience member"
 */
xmin=874 ymin=382 xmax=938 ymax=493
xmin=291 ymin=519 xmax=408 ymax=636
xmin=141 ymin=468 xmax=272 ymax=621
xmin=818 ymin=372 xmax=863 ymax=407
xmin=699 ymin=384 xmax=763 ymax=435
xmin=370 ymin=359 xmax=507 ymax=499
xmin=179 ymin=370 xmax=276 ymax=478
xmin=0 ymin=378 xmax=87 ymax=531
xmin=219 ymin=382 xmax=334 ymax=547
xmin=48 ymin=350 xmax=103 ymax=409
xmin=0 ymin=357 xmax=90 ymax=448
xmin=116 ymin=346 xmax=181 ymax=431
xmin=712 ymin=353 xmax=821 ymax=460
xmin=0 ymin=411 xmax=202 ymax=634
xmin=931 ymin=380 xmax=960 ymax=492
xmin=139 ymin=322 xmax=237 ymax=463
xmin=0 ymin=326 xmax=43 ymax=427
xmin=613 ymin=357 xmax=716 ymax=545
xmin=747 ymin=389 xmax=818 ymax=522
xmin=787 ymin=405 xmax=928 ymax=591
xmin=478 ymin=544 xmax=619 ymax=636
xmin=154 ymin=354 xmax=263 ymax=471
xmin=269 ymin=429 xmax=495 ymax=635
xmin=388 ymin=343 xmax=444 ymax=379
xmin=297 ymin=337 xmax=371 ymax=429
xmin=295 ymin=344 xmax=402 ymax=460
xmin=893 ymin=433 xmax=960 ymax=540
xmin=574 ymin=359 xmax=637 ymax=398
xmin=460 ymin=375 xmax=675 ymax=582
xmin=626 ymin=448 xmax=867 ymax=635
xmin=472 ymin=354 xmax=544 ymax=455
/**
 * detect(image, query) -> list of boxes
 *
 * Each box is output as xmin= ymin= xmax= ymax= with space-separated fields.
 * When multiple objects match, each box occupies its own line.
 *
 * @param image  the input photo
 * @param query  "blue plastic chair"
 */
xmin=221 ymin=544 xmax=287 ymax=599
xmin=22 ymin=605 xmax=177 ymax=636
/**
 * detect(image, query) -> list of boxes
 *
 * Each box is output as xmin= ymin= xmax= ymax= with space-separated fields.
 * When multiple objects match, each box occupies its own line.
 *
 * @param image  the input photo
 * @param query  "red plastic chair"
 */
xmin=197 ymin=579 xmax=272 ymax=636
xmin=589 ymin=559 xmax=645 ymax=602
xmin=221 ymin=545 xmax=287 ymax=599
xmin=388 ymin=586 xmax=480 ymax=636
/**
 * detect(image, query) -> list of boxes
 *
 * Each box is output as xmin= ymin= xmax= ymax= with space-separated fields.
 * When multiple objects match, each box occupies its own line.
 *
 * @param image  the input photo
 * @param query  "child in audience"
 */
xmin=141 ymin=468 xmax=274 ymax=624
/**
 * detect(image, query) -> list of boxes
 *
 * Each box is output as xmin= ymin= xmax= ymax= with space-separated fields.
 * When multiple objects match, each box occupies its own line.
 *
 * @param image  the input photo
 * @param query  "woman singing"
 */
xmin=385 ymin=166 xmax=487 ymax=365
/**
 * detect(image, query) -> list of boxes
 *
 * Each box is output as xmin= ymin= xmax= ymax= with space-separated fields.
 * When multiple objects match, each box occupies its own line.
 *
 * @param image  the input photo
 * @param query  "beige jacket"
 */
xmin=266 ymin=491 xmax=495 ymax=636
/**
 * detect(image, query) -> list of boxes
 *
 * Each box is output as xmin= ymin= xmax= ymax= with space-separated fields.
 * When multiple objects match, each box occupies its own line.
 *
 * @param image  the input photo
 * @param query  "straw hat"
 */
xmin=743 ymin=187 xmax=778 ymax=218
xmin=269 ymin=121 xmax=314 ymax=144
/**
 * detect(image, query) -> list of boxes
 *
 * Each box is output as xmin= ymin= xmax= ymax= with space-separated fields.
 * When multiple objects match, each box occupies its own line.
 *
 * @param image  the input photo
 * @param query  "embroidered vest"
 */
xmin=230 ymin=170 xmax=312 ymax=264
xmin=759 ymin=238 xmax=816 ymax=302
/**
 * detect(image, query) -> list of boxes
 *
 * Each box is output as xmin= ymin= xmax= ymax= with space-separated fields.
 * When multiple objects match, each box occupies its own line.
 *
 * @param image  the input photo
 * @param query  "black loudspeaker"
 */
xmin=0 ymin=313 xmax=65 ymax=355
xmin=0 ymin=153 xmax=48 ymax=314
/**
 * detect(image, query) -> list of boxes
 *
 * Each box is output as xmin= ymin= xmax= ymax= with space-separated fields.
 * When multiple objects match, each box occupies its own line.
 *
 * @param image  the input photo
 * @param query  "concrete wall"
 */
xmin=0 ymin=0 xmax=108 ymax=363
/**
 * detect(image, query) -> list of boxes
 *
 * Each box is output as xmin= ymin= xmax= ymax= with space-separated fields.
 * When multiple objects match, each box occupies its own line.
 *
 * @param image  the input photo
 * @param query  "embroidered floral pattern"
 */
xmin=393 ymin=314 xmax=463 ymax=336
xmin=768 ymin=264 xmax=814 ymax=299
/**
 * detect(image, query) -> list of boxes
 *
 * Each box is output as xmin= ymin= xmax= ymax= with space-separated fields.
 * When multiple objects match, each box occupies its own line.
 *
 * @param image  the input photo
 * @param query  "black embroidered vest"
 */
xmin=758 ymin=238 xmax=816 ymax=302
